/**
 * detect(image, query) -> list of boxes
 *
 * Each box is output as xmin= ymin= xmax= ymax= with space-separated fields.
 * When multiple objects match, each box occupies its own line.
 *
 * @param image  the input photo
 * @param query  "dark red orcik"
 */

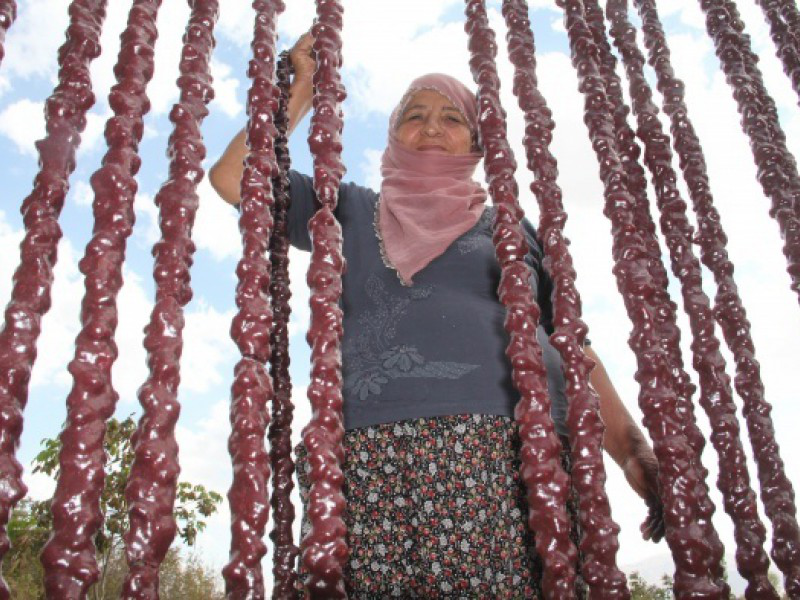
xmin=268 ymin=51 xmax=300 ymax=600
xmin=699 ymin=0 xmax=800 ymax=304
xmin=38 ymin=1 xmax=161 ymax=597
xmin=0 ymin=1 xmax=106 ymax=598
xmin=604 ymin=1 xmax=778 ymax=596
xmin=685 ymin=0 xmax=800 ymax=594
xmin=581 ymin=0 xmax=729 ymax=592
xmin=0 ymin=0 xmax=15 ymax=67
xmin=298 ymin=1 xmax=348 ymax=597
xmin=222 ymin=0 xmax=285 ymax=597
xmin=638 ymin=0 xmax=800 ymax=593
xmin=500 ymin=0 xmax=630 ymax=597
xmin=121 ymin=1 xmax=219 ymax=598
xmin=558 ymin=0 xmax=727 ymax=596
xmin=753 ymin=0 xmax=800 ymax=106
xmin=581 ymin=3 xmax=734 ymax=591
xmin=464 ymin=1 xmax=578 ymax=598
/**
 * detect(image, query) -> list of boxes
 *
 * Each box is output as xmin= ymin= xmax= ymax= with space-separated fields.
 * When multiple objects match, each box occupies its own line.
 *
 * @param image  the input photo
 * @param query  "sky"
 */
xmin=1 ymin=0 xmax=800 ymax=594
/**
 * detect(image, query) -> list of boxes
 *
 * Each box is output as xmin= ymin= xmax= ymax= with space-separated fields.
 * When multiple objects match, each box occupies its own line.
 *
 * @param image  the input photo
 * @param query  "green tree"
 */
xmin=5 ymin=416 xmax=223 ymax=599
xmin=5 ymin=499 xmax=48 ymax=598
xmin=629 ymin=571 xmax=672 ymax=600
xmin=767 ymin=571 xmax=788 ymax=600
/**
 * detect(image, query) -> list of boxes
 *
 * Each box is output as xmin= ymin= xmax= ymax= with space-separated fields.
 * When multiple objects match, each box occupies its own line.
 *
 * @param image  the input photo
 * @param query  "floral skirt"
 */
xmin=295 ymin=414 xmax=585 ymax=599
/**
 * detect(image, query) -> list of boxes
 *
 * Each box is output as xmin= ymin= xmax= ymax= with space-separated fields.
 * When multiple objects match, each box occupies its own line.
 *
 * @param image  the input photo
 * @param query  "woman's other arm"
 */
xmin=586 ymin=344 xmax=665 ymax=543
xmin=208 ymin=33 xmax=315 ymax=205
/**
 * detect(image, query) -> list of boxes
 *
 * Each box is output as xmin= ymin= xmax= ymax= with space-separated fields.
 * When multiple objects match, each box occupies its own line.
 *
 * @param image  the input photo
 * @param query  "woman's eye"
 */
xmin=449 ymin=119 xmax=468 ymax=128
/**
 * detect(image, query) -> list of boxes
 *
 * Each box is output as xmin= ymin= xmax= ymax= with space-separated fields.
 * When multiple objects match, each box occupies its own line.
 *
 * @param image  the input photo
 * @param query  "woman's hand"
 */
xmin=290 ymin=31 xmax=315 ymax=82
xmin=622 ymin=446 xmax=665 ymax=543
xmin=284 ymin=30 xmax=315 ymax=134
xmin=584 ymin=344 xmax=665 ymax=543
xmin=209 ymin=31 xmax=316 ymax=205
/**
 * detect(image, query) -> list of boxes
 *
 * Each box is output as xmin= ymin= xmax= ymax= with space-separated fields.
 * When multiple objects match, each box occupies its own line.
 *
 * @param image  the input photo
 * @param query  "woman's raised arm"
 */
xmin=208 ymin=32 xmax=315 ymax=205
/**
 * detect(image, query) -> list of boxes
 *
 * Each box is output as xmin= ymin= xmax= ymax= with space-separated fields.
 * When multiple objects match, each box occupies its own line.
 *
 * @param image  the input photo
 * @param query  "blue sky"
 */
xmin=2 ymin=0 xmax=800 ymax=593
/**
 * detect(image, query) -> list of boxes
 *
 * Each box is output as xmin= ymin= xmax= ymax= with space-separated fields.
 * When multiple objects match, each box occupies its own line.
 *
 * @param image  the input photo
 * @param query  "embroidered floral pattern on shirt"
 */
xmin=343 ymin=275 xmax=479 ymax=401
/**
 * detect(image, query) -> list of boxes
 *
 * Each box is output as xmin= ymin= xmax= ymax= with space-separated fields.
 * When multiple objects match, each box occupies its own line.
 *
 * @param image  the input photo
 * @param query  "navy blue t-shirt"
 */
xmin=288 ymin=170 xmax=568 ymax=434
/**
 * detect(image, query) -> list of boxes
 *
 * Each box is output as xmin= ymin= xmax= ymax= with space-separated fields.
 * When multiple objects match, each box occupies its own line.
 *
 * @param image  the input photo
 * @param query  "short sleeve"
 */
xmin=231 ymin=169 xmax=320 ymax=252
xmin=286 ymin=170 xmax=321 ymax=252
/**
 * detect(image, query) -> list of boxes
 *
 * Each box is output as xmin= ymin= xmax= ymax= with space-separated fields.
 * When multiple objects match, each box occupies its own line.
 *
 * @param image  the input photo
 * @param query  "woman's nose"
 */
xmin=424 ymin=118 xmax=442 ymax=136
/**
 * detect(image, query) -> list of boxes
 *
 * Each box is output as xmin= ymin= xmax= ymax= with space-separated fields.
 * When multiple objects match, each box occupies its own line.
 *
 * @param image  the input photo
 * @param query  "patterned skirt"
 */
xmin=295 ymin=414 xmax=584 ymax=599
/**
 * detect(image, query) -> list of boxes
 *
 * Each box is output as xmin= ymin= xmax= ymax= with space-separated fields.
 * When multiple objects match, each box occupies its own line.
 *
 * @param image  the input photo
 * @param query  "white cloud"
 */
xmin=275 ymin=1 xmax=316 ymax=40
xmin=142 ymin=122 xmax=160 ymax=141
xmin=176 ymin=399 xmax=232 ymax=497
xmin=108 ymin=266 xmax=153 ymax=407
xmin=359 ymin=148 xmax=382 ymax=190
xmin=342 ymin=16 xmax=470 ymax=119
xmin=217 ymin=2 xmax=258 ymax=48
xmin=2 ymin=0 xmax=69 ymax=81
xmin=85 ymin=0 xmax=133 ymax=115
xmin=71 ymin=180 xmax=94 ymax=206
xmin=287 ymin=248 xmax=311 ymax=340
xmin=515 ymin=0 xmax=560 ymax=11
xmin=0 ymin=99 xmax=44 ymax=157
xmin=657 ymin=0 xmax=707 ymax=31
xmin=133 ymin=192 xmax=161 ymax=247
xmin=147 ymin=1 xmax=192 ymax=117
xmin=210 ymin=58 xmax=244 ymax=119
xmin=81 ymin=108 xmax=109 ymax=155
xmin=193 ymin=176 xmax=242 ymax=261
xmin=550 ymin=16 xmax=566 ymax=34
xmin=0 ymin=99 xmax=105 ymax=161
xmin=0 ymin=211 xmax=24 ymax=307
xmin=181 ymin=301 xmax=237 ymax=393
xmin=21 ymin=470 xmax=57 ymax=502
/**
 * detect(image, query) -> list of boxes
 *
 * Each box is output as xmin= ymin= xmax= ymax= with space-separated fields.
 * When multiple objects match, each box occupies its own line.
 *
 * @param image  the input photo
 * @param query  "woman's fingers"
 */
xmin=640 ymin=499 xmax=665 ymax=543
xmin=622 ymin=451 xmax=659 ymax=502
xmin=622 ymin=448 xmax=665 ymax=543
xmin=290 ymin=31 xmax=316 ymax=79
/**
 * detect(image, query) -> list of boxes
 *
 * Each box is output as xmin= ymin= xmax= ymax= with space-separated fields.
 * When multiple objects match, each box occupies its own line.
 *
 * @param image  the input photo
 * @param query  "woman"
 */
xmin=210 ymin=33 xmax=662 ymax=599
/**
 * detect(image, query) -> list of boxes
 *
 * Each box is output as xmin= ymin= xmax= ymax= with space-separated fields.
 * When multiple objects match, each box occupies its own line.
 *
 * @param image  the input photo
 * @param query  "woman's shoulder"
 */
xmin=289 ymin=169 xmax=378 ymax=206
xmin=339 ymin=178 xmax=379 ymax=205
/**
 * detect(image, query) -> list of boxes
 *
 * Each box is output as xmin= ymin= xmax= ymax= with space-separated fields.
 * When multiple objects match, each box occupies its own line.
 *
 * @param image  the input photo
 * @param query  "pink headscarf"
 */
xmin=377 ymin=73 xmax=487 ymax=286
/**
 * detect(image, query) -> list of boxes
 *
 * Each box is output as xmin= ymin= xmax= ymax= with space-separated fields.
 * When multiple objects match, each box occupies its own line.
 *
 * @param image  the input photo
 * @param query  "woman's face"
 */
xmin=394 ymin=89 xmax=474 ymax=155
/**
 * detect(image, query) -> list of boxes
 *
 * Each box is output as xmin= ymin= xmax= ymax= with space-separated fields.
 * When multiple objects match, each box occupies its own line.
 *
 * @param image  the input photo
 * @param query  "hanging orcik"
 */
xmin=0 ymin=2 xmax=108 ymax=597
xmin=0 ymin=0 xmax=798 ymax=598
xmin=602 ymin=0 xmax=773 ymax=595
xmin=120 ymin=0 xmax=219 ymax=596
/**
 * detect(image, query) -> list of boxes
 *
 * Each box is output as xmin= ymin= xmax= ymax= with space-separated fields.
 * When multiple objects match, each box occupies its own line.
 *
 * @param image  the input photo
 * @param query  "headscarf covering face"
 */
xmin=378 ymin=73 xmax=486 ymax=285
